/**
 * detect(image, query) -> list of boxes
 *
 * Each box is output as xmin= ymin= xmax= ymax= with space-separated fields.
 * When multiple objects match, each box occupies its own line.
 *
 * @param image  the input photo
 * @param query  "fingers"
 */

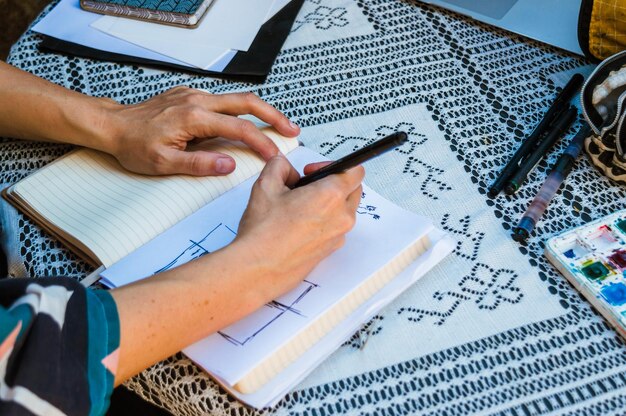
xmin=193 ymin=113 xmax=281 ymax=161
xmin=113 ymin=86 xmax=303 ymax=178
xmin=152 ymin=88 xmax=300 ymax=162
xmin=206 ymin=92 xmax=300 ymax=138
xmin=302 ymin=163 xmax=365 ymax=195
xmin=169 ymin=88 xmax=299 ymax=141
xmin=161 ymin=149 xmax=236 ymax=176
xmin=256 ymin=155 xmax=300 ymax=193
xmin=313 ymin=165 xmax=365 ymax=196
xmin=303 ymin=161 xmax=332 ymax=175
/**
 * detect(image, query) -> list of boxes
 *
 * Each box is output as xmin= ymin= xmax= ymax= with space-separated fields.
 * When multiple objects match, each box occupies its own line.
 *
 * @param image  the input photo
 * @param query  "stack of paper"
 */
xmin=97 ymin=146 xmax=455 ymax=408
xmin=32 ymin=0 xmax=298 ymax=78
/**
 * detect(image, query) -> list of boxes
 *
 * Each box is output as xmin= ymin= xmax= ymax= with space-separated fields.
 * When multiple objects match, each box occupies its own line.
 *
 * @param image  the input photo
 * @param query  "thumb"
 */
xmin=257 ymin=155 xmax=300 ymax=193
xmin=165 ymin=149 xmax=236 ymax=176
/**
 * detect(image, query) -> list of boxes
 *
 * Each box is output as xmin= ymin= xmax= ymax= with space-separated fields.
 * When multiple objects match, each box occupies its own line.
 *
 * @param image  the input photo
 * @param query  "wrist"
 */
xmin=216 ymin=238 xmax=277 ymax=308
xmin=49 ymin=93 xmax=124 ymax=155
xmin=71 ymin=96 xmax=123 ymax=155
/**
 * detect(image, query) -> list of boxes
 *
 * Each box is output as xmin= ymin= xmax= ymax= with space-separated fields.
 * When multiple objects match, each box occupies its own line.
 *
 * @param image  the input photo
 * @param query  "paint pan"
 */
xmin=601 ymin=283 xmax=626 ymax=306
xmin=580 ymin=259 xmax=612 ymax=281
xmin=615 ymin=218 xmax=626 ymax=235
xmin=551 ymin=234 xmax=590 ymax=260
xmin=608 ymin=249 xmax=626 ymax=271
xmin=581 ymin=225 xmax=621 ymax=251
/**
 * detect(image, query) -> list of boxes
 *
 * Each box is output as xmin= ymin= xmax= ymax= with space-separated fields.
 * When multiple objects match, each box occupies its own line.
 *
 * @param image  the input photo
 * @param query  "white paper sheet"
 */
xmin=31 ymin=0 xmax=236 ymax=72
xmin=265 ymin=0 xmax=292 ymax=21
xmin=102 ymin=145 xmax=442 ymax=383
xmin=90 ymin=0 xmax=275 ymax=69
xmin=222 ymin=230 xmax=454 ymax=409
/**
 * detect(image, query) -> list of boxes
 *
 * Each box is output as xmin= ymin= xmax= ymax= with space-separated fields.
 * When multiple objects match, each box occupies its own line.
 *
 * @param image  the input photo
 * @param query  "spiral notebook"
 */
xmin=33 ymin=0 xmax=304 ymax=81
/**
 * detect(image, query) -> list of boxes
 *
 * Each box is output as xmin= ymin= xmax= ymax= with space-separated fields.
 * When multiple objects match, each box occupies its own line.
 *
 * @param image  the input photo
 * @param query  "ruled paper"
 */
xmin=13 ymin=129 xmax=298 ymax=267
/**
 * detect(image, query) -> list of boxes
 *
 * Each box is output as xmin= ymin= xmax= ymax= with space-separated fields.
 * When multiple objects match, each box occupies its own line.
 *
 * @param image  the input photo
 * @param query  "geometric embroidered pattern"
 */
xmin=89 ymin=0 xmax=205 ymax=13
xmin=4 ymin=0 xmax=626 ymax=414
xmin=293 ymin=0 xmax=349 ymax=32
xmin=398 ymin=263 xmax=522 ymax=325
xmin=441 ymin=213 xmax=485 ymax=261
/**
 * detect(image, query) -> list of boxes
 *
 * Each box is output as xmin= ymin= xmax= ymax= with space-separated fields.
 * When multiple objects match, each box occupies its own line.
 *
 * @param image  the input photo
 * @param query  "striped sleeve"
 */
xmin=0 ymin=277 xmax=120 ymax=416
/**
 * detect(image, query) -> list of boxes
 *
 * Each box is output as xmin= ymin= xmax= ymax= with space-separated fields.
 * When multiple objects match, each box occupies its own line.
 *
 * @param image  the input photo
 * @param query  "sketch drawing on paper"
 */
xmin=219 ymin=280 xmax=320 ymax=346
xmin=358 ymin=192 xmax=380 ymax=220
xmin=151 ymin=220 xmax=321 ymax=347
xmin=153 ymin=223 xmax=238 ymax=274
xmin=151 ymin=191 xmax=381 ymax=347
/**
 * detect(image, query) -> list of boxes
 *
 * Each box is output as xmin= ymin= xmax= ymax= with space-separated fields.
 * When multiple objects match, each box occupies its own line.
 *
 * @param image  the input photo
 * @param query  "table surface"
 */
xmin=3 ymin=1 xmax=626 ymax=415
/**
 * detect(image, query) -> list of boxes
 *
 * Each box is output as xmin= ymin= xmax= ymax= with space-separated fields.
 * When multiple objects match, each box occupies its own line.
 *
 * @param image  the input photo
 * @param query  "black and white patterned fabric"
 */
xmin=3 ymin=0 xmax=626 ymax=415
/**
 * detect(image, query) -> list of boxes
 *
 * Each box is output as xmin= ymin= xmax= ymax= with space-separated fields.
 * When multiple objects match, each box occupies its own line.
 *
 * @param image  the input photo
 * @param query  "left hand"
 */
xmin=106 ymin=87 xmax=300 ymax=176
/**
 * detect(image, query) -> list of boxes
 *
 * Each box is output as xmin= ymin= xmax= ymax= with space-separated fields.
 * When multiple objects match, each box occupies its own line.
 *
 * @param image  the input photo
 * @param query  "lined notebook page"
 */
xmin=13 ymin=129 xmax=297 ymax=267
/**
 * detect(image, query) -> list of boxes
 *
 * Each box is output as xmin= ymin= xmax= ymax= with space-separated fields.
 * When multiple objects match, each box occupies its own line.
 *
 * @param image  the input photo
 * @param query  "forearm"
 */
xmin=0 ymin=61 xmax=120 ymax=152
xmin=1 ymin=62 xmax=300 ymax=176
xmin=106 ymin=154 xmax=363 ymax=385
xmin=109 ymin=240 xmax=271 ymax=385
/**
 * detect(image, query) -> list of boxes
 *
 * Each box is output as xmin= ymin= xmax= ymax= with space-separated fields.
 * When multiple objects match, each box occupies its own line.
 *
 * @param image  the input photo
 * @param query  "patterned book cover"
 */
xmin=80 ymin=0 xmax=215 ymax=27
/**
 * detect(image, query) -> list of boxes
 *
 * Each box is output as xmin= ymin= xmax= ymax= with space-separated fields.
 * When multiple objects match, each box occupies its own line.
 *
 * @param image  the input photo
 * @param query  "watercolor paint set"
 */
xmin=545 ymin=210 xmax=626 ymax=339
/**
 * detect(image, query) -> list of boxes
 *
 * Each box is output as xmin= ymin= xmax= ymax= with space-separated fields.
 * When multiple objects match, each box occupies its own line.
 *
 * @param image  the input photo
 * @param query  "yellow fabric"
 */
xmin=588 ymin=0 xmax=626 ymax=59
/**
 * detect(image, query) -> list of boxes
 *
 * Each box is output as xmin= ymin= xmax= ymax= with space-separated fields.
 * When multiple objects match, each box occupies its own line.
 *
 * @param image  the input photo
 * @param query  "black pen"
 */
xmin=293 ymin=132 xmax=408 ymax=188
xmin=504 ymin=106 xmax=577 ymax=195
xmin=487 ymin=73 xmax=584 ymax=198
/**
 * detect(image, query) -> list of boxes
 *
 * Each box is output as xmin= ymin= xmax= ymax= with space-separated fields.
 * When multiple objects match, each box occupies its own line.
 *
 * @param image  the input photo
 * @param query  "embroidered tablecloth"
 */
xmin=3 ymin=1 xmax=626 ymax=414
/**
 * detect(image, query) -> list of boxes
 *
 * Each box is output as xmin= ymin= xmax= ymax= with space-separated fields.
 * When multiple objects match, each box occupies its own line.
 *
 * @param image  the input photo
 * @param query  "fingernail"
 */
xmin=216 ymin=157 xmax=234 ymax=174
xmin=289 ymin=121 xmax=299 ymax=130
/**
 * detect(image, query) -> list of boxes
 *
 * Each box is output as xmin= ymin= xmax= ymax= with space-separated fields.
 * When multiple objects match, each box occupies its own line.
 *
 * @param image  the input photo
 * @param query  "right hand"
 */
xmin=234 ymin=155 xmax=364 ymax=303
xmin=109 ymin=155 xmax=362 ymax=384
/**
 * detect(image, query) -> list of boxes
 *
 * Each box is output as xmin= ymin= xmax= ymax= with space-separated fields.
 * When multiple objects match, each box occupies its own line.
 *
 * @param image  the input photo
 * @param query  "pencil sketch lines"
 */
xmin=152 ymin=223 xmax=237 ymax=274
xmin=357 ymin=191 xmax=380 ymax=220
xmin=219 ymin=280 xmax=320 ymax=347
xmin=266 ymin=281 xmax=318 ymax=317
xmin=150 ymin=221 xmax=324 ymax=347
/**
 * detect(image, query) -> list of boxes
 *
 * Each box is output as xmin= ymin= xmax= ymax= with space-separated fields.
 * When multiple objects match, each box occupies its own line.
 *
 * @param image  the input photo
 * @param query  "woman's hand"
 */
xmin=111 ymin=156 xmax=365 ymax=383
xmin=234 ymin=156 xmax=365 ymax=303
xmin=0 ymin=62 xmax=298 ymax=175
xmin=107 ymin=87 xmax=300 ymax=176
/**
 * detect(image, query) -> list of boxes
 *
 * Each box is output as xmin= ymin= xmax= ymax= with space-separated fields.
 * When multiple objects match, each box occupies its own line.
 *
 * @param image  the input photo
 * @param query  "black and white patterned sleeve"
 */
xmin=0 ymin=277 xmax=120 ymax=416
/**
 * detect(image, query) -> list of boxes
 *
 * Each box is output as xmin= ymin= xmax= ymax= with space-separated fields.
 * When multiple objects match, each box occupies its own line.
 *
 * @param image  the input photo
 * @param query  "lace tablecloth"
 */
xmin=3 ymin=1 xmax=626 ymax=415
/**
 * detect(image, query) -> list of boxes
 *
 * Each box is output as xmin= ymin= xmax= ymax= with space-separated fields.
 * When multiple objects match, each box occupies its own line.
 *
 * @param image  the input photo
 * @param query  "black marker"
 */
xmin=504 ymin=106 xmax=577 ymax=195
xmin=293 ymin=132 xmax=408 ymax=188
xmin=487 ymin=73 xmax=584 ymax=198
